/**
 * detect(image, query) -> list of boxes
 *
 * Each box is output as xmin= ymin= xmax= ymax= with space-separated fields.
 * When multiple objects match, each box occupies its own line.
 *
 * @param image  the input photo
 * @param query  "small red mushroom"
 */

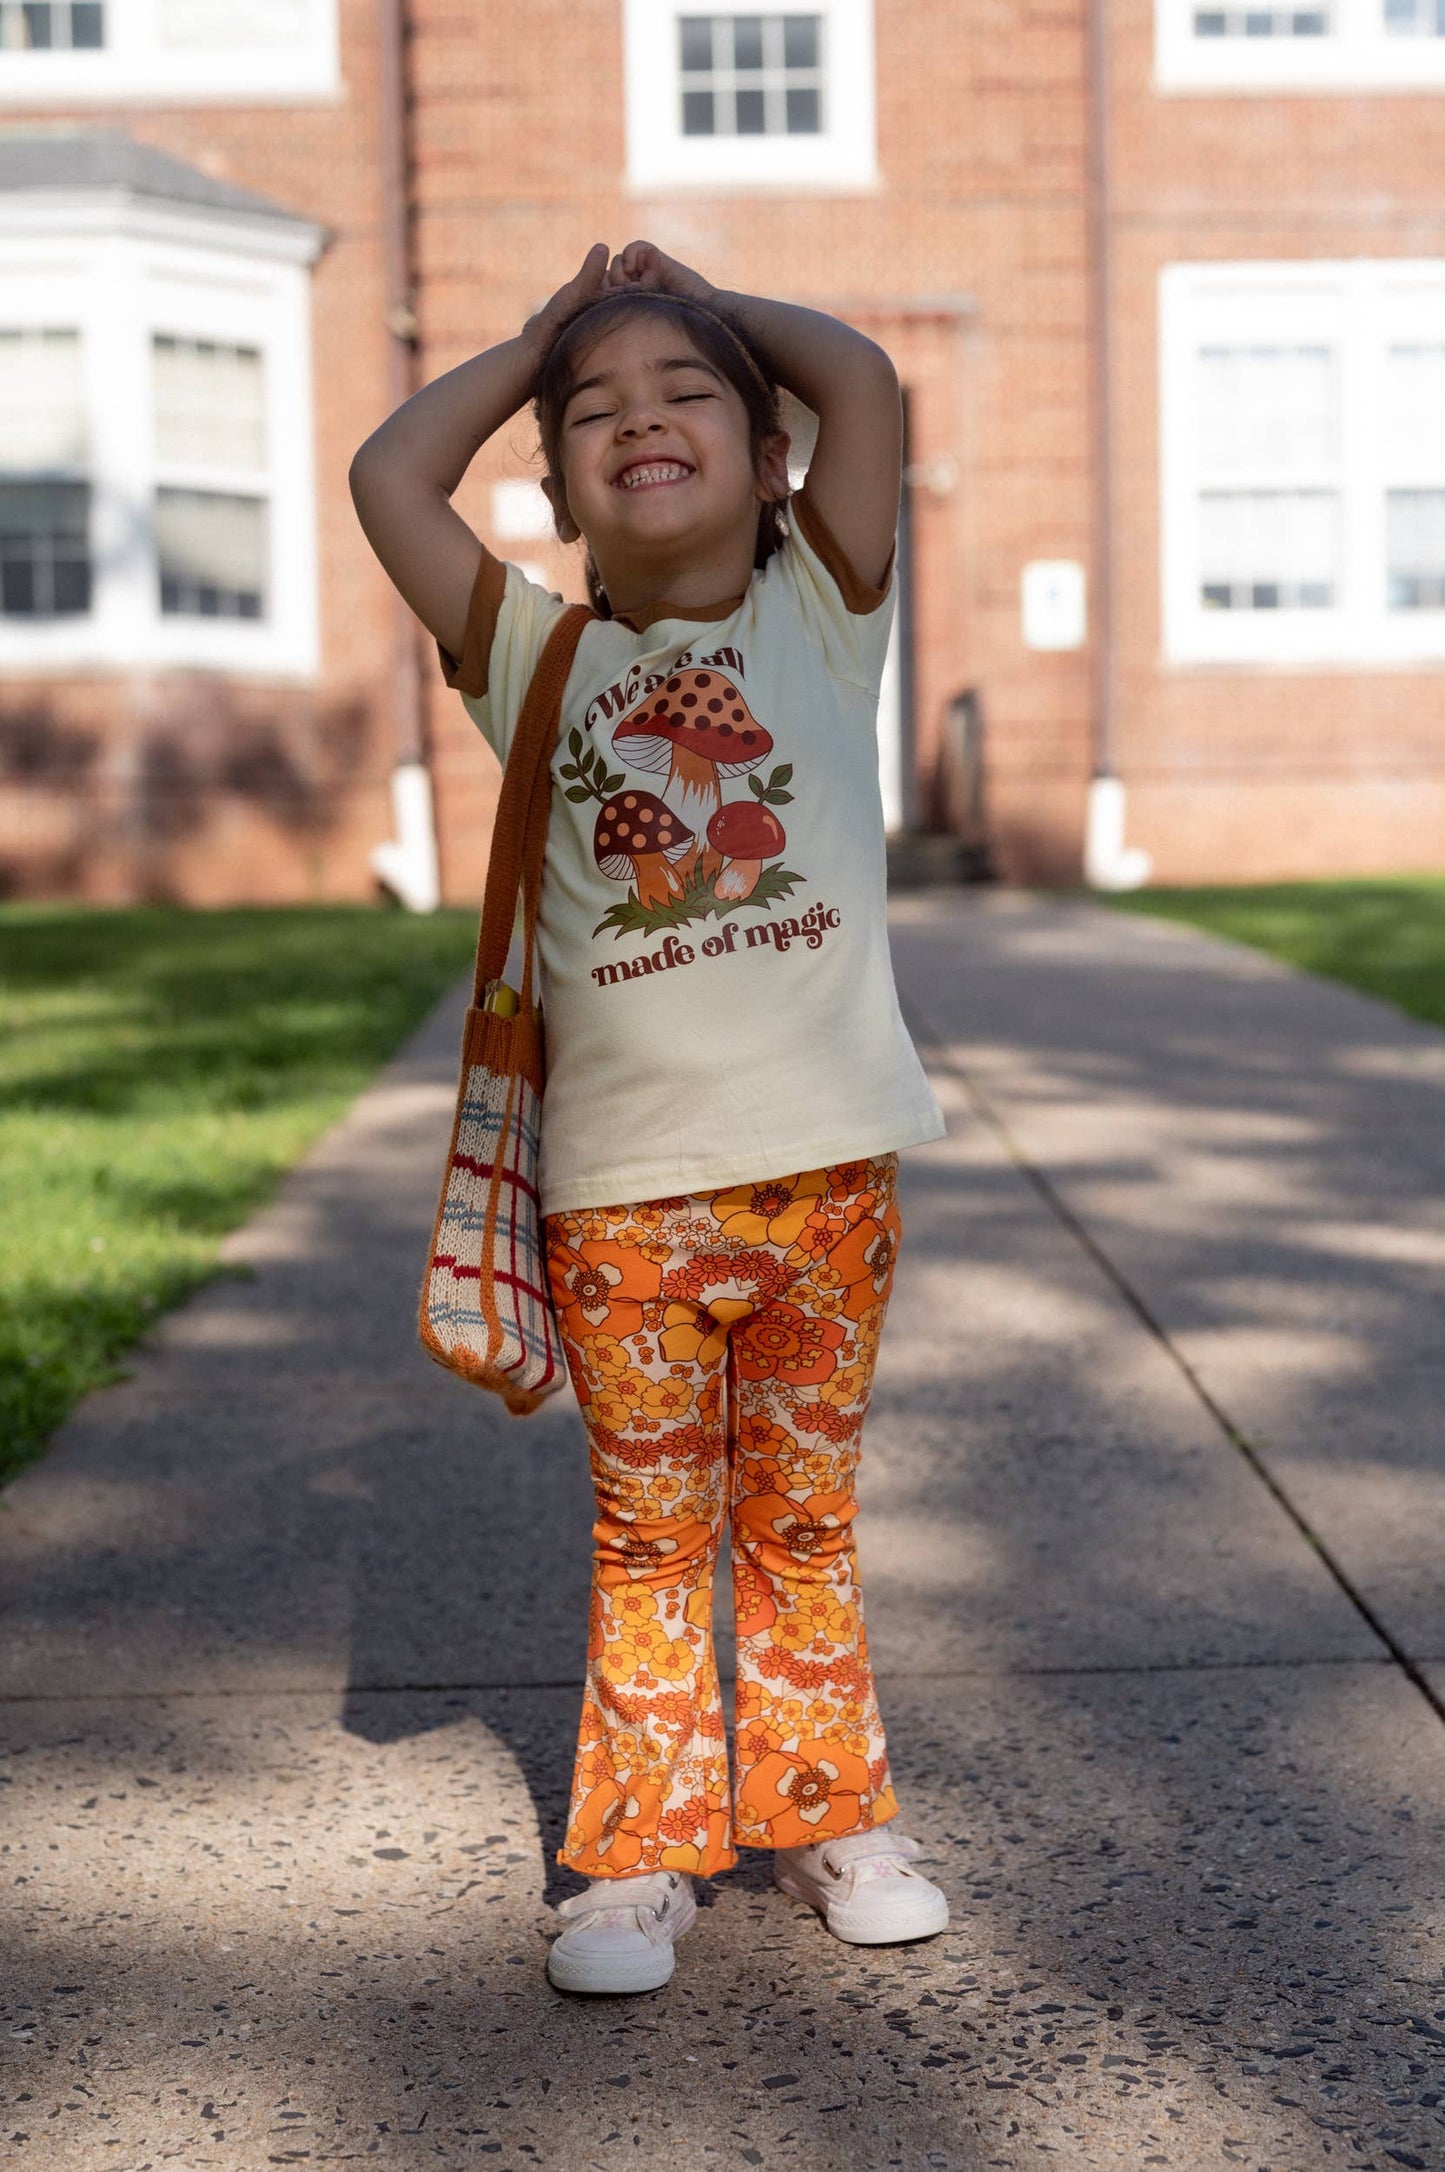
xmin=594 ymin=791 xmax=694 ymax=909
xmin=707 ymin=798 xmax=786 ymax=902
xmin=613 ymin=671 xmax=772 ymax=879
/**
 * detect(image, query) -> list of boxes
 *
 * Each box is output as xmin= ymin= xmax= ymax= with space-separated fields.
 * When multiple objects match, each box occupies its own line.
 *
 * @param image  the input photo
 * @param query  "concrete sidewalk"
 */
xmin=2 ymin=892 xmax=1441 ymax=2171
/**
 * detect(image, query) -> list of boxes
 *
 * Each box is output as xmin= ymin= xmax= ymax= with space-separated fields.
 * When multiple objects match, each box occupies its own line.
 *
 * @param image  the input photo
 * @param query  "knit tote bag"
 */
xmin=419 ymin=603 xmax=593 ymax=1414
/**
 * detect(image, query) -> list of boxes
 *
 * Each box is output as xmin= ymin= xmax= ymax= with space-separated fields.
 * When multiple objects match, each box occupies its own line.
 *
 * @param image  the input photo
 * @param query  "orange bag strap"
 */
xmin=471 ymin=603 xmax=595 ymax=1007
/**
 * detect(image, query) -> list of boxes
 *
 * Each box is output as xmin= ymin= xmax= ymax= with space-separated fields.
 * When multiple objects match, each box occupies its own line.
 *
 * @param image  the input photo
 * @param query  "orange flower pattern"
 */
xmin=545 ymin=1157 xmax=903 ymax=1877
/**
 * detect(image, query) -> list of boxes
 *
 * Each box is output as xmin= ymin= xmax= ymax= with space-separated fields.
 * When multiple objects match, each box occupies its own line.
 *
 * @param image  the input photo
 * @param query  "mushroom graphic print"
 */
xmin=613 ymin=669 xmax=773 ymax=880
xmin=709 ymin=774 xmax=790 ymax=900
xmin=562 ymin=660 xmax=805 ymax=942
xmin=593 ymin=793 xmax=694 ymax=909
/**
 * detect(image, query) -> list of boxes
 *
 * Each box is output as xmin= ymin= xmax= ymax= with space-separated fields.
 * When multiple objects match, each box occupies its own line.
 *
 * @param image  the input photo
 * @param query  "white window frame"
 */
xmin=1159 ymin=260 xmax=1445 ymax=667
xmin=0 ymin=0 xmax=340 ymax=103
xmin=1156 ymin=0 xmax=1445 ymax=91
xmin=0 ymin=207 xmax=321 ymax=678
xmin=623 ymin=0 xmax=878 ymax=192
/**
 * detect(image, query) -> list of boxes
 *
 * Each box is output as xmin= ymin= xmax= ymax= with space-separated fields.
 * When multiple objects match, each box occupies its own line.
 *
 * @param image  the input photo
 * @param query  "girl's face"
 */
xmin=547 ymin=313 xmax=788 ymax=586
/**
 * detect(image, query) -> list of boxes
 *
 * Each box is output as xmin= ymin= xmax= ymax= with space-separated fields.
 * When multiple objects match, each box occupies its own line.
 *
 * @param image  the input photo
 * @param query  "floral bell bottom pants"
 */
xmin=543 ymin=1155 xmax=903 ymax=1879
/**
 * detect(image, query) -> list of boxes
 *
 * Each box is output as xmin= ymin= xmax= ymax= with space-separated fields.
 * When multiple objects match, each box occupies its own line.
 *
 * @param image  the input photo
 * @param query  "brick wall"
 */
xmin=4 ymin=0 xmax=1442 ymax=902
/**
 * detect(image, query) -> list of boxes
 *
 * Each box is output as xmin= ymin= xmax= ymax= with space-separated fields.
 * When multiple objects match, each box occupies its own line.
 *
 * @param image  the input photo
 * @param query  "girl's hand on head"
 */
xmin=521 ymin=243 xmax=609 ymax=361
xmin=602 ymin=241 xmax=716 ymax=307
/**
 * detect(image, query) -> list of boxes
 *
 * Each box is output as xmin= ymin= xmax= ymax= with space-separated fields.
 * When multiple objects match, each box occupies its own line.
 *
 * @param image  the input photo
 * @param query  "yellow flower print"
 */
xmin=588 ymin=1389 xmax=638 ymax=1432
xmin=769 ymin=1596 xmax=855 ymax=1652
xmin=589 ymin=1336 xmax=635 ymax=1381
xmin=646 ymin=1636 xmax=696 ymax=1683
xmin=818 ymin=1364 xmax=870 ymax=1410
xmin=658 ymin=1302 xmax=728 ymax=1367
xmin=709 ymin=1169 xmax=829 ymax=1248
xmin=639 ymin=1374 xmax=694 ymax=1421
xmin=614 ymin=1586 xmax=658 ymax=1629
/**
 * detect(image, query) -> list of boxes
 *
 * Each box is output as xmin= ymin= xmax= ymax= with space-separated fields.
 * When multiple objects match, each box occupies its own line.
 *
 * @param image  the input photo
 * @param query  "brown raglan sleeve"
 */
xmin=435 ymin=544 xmax=508 ymax=697
xmin=790 ymin=485 xmax=896 ymax=615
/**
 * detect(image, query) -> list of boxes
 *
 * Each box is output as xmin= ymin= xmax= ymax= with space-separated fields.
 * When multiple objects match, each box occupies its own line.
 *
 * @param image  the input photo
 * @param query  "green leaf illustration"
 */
xmin=564 ymin=785 xmax=594 ymax=804
xmin=591 ymin=862 xmax=804 ymax=941
xmin=559 ymin=762 xmax=580 ymax=781
xmin=771 ymin=763 xmax=794 ymax=787
xmin=567 ymin=727 xmax=584 ymax=758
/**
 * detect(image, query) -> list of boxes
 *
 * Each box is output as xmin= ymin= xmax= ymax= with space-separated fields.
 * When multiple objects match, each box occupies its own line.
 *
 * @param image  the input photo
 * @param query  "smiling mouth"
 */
xmin=614 ymin=460 xmax=695 ymax=491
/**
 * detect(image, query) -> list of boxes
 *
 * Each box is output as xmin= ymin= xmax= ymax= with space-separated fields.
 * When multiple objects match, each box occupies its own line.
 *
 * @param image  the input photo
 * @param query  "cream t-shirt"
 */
xmin=439 ymin=490 xmax=946 ymax=1214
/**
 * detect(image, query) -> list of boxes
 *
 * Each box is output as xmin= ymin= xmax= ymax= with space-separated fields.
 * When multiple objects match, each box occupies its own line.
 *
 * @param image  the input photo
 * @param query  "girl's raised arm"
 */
xmin=602 ymin=244 xmax=904 ymax=594
xmin=348 ymin=247 xmax=608 ymax=663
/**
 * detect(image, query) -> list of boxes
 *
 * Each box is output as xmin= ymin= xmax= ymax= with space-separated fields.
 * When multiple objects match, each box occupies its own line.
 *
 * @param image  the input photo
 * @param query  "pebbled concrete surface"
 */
xmin=3 ymin=893 xmax=1444 ymax=2171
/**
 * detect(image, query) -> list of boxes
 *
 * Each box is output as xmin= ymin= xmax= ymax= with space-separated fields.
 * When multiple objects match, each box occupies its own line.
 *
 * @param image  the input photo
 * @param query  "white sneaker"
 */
xmin=546 ymin=1869 xmax=697 ymax=1994
xmin=773 ymin=1829 xmax=949 ymax=1945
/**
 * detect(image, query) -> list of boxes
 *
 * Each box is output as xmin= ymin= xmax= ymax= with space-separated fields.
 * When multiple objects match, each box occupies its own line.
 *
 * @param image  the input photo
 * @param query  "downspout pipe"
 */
xmin=1083 ymin=0 xmax=1151 ymax=890
xmin=369 ymin=0 xmax=441 ymax=913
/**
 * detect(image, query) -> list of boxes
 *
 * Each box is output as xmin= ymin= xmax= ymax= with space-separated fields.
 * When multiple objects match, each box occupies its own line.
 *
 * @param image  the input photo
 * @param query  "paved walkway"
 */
xmin=3 ymin=893 xmax=1442 ymax=2171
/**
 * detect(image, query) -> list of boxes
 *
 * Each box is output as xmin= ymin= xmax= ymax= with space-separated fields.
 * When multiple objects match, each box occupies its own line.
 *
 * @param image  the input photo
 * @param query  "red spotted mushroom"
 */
xmin=612 ymin=671 xmax=772 ymax=878
xmin=707 ymin=797 xmax=786 ymax=902
xmin=594 ymin=791 xmax=694 ymax=909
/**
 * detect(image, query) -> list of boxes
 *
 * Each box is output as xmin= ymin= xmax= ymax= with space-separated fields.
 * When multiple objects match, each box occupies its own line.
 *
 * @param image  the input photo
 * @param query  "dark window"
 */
xmin=0 ymin=479 xmax=91 ymax=617
xmin=1192 ymin=2 xmax=1332 ymax=28
xmin=677 ymin=13 xmax=824 ymax=137
xmin=0 ymin=1 xmax=105 ymax=49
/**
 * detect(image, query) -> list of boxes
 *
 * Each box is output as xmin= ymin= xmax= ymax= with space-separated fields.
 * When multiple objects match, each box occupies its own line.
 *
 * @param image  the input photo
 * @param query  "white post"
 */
xmin=371 ymin=761 xmax=441 ymax=914
xmin=1084 ymin=774 xmax=1152 ymax=891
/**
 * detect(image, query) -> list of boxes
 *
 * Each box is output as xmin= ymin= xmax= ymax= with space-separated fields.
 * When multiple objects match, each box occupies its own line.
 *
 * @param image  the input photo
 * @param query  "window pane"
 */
xmin=156 ymin=487 xmax=267 ymax=618
xmin=1197 ymin=345 xmax=1337 ymax=473
xmin=1387 ymin=490 xmax=1445 ymax=610
xmin=676 ymin=11 xmax=825 ymax=140
xmin=785 ymin=84 xmax=820 ymax=130
xmin=0 ymin=326 xmax=87 ymax=468
xmin=0 ymin=479 xmax=91 ymax=618
xmin=1199 ymin=489 xmax=1338 ymax=608
xmin=1385 ymin=345 xmax=1445 ymax=471
xmin=153 ymin=334 xmax=266 ymax=471
xmin=678 ymin=13 xmax=713 ymax=69
xmin=782 ymin=13 xmax=819 ymax=65
xmin=1384 ymin=0 xmax=1445 ymax=29
xmin=0 ymin=0 xmax=106 ymax=43
xmin=1192 ymin=3 xmax=1331 ymax=26
xmin=158 ymin=0 xmax=307 ymax=46
xmin=731 ymin=13 xmax=765 ymax=67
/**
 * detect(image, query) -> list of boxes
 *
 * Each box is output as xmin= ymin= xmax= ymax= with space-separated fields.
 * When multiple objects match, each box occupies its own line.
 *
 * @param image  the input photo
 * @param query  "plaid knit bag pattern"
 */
xmin=419 ymin=604 xmax=593 ymax=1415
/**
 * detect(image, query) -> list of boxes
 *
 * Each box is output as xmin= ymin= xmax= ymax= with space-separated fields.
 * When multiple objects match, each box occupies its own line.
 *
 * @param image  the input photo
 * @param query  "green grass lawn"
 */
xmin=1 ymin=905 xmax=476 ymax=1488
xmin=1106 ymin=877 xmax=1445 ymax=1034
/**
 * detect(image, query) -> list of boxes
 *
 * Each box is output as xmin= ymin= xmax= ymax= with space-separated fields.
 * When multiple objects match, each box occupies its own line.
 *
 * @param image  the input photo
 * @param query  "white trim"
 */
xmin=0 ymin=226 xmax=319 ymax=678
xmin=623 ymin=0 xmax=878 ymax=193
xmin=1159 ymin=259 xmax=1445 ymax=667
xmin=0 ymin=0 xmax=341 ymax=103
xmin=0 ymin=189 xmax=327 ymax=266
xmin=1155 ymin=0 xmax=1445 ymax=92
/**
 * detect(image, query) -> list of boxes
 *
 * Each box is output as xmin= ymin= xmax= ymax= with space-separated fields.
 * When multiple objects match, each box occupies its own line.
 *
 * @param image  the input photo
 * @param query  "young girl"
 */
xmin=350 ymin=241 xmax=949 ymax=1995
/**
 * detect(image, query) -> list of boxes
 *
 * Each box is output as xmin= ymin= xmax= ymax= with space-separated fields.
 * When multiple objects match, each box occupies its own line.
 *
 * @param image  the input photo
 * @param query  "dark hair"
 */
xmin=531 ymin=288 xmax=789 ymax=618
